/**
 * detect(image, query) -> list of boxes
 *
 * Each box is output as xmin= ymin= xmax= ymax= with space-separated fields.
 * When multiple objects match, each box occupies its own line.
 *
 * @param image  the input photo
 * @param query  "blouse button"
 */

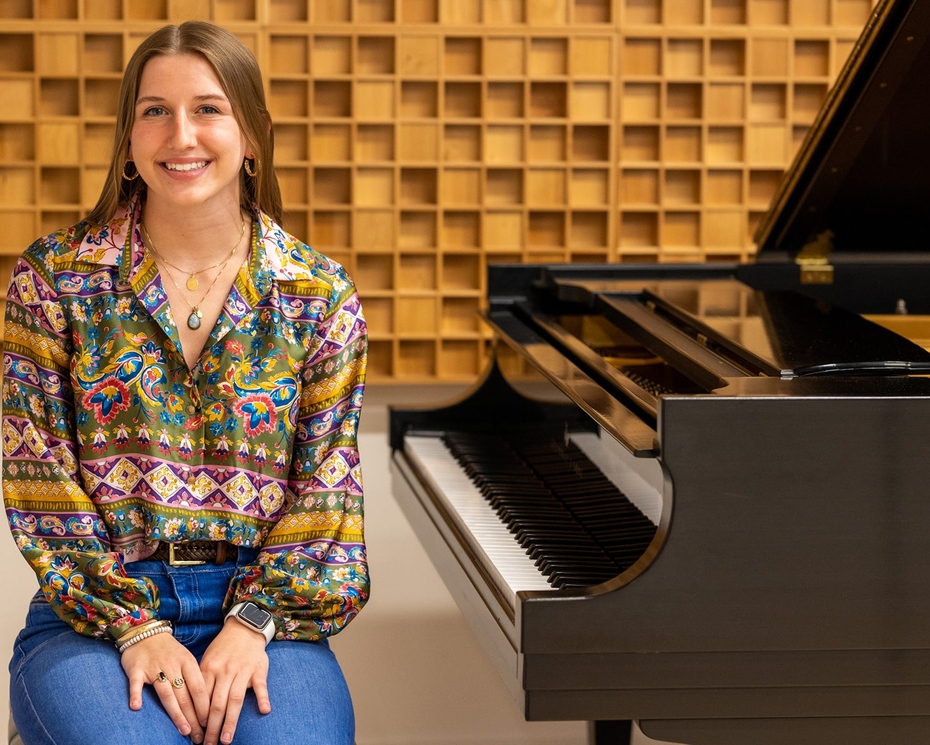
xmin=186 ymin=405 xmax=198 ymax=415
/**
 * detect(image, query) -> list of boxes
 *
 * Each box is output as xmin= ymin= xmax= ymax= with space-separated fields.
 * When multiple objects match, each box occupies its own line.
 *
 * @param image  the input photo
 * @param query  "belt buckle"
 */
xmin=168 ymin=543 xmax=207 ymax=566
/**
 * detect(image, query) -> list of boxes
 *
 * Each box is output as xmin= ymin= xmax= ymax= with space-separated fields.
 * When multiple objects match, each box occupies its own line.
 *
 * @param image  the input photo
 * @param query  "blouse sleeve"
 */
xmin=225 ymin=268 xmax=370 ymax=641
xmin=2 ymin=245 xmax=161 ymax=639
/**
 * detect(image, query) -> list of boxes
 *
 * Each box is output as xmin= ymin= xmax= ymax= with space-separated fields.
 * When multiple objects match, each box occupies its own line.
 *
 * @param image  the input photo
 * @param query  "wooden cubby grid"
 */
xmin=0 ymin=0 xmax=878 ymax=381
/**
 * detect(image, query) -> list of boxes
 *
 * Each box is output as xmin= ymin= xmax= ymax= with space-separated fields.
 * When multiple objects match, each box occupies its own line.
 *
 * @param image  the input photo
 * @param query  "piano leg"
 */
xmin=588 ymin=720 xmax=632 ymax=745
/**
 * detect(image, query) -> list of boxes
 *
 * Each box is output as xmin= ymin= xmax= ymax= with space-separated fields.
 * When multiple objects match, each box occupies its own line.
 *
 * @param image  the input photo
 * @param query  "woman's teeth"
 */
xmin=165 ymin=161 xmax=207 ymax=171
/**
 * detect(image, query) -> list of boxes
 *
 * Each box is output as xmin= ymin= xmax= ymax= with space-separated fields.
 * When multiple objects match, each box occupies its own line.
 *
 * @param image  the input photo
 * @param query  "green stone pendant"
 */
xmin=187 ymin=309 xmax=202 ymax=330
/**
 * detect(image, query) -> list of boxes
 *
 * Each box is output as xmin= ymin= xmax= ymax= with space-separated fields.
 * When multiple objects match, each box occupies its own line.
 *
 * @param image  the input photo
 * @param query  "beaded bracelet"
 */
xmin=117 ymin=622 xmax=173 ymax=654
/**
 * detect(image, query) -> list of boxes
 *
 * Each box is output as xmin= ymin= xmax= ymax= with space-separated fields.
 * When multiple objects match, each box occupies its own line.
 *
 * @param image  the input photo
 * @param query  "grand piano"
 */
xmin=389 ymin=1 xmax=930 ymax=743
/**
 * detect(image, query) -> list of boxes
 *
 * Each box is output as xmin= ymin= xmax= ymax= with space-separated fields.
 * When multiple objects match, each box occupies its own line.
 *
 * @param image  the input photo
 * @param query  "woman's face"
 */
xmin=129 ymin=52 xmax=250 ymax=217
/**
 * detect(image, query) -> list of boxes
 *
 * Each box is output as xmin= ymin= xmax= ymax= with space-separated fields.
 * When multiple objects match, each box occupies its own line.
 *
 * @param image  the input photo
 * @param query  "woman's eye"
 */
xmin=142 ymin=106 xmax=166 ymax=116
xmin=199 ymin=105 xmax=221 ymax=114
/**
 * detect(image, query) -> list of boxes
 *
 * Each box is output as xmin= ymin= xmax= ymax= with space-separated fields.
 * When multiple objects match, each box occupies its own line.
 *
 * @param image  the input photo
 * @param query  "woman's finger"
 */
xmin=251 ymin=676 xmax=272 ymax=715
xmin=219 ymin=677 xmax=248 ymax=745
xmin=203 ymin=677 xmax=229 ymax=745
xmin=150 ymin=669 xmax=196 ymax=739
xmin=169 ymin=671 xmax=206 ymax=744
xmin=182 ymin=660 xmax=210 ymax=728
xmin=127 ymin=669 xmax=147 ymax=711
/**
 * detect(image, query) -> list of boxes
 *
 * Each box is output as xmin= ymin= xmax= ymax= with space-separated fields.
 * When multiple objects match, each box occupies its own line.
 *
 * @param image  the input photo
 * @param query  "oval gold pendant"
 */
xmin=186 ymin=275 xmax=199 ymax=291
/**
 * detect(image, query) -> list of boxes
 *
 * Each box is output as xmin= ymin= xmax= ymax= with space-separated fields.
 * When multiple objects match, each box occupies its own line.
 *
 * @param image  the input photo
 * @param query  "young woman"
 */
xmin=3 ymin=21 xmax=368 ymax=745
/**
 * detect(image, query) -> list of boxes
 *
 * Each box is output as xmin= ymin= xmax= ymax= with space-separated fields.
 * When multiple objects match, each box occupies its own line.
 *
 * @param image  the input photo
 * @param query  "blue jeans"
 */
xmin=10 ymin=550 xmax=355 ymax=745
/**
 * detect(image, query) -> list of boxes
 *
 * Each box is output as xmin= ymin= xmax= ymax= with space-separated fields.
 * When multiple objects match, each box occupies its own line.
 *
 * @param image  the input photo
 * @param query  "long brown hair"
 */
xmin=87 ymin=21 xmax=283 ymax=225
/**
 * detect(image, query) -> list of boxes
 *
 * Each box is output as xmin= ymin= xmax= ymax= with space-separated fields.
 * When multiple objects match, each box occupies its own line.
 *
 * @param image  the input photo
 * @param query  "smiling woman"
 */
xmin=2 ymin=21 xmax=368 ymax=745
xmin=130 ymin=54 xmax=250 ymax=221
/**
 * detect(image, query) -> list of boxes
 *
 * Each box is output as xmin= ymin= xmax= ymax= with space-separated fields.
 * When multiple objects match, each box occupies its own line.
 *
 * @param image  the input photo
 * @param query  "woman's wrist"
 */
xmin=114 ymin=620 xmax=174 ymax=653
xmin=111 ymin=619 xmax=162 ymax=644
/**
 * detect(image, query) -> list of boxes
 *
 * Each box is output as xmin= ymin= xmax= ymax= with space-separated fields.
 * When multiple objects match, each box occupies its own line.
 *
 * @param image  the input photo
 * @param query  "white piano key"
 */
xmin=404 ymin=435 xmax=555 ymax=605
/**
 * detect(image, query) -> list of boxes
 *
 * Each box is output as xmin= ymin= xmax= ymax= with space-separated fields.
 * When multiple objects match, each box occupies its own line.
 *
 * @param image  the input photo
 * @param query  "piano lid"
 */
xmin=544 ymin=277 xmax=930 ymax=380
xmin=755 ymin=0 xmax=930 ymax=261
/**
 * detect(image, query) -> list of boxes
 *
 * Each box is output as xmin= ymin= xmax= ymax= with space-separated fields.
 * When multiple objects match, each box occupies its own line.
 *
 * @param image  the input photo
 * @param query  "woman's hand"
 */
xmin=120 ymin=631 xmax=210 ymax=743
xmin=198 ymin=619 xmax=271 ymax=745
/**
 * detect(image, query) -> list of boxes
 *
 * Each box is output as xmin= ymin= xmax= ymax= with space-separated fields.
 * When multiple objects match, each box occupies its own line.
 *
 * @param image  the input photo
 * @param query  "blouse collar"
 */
xmin=66 ymin=200 xmax=319 ymax=299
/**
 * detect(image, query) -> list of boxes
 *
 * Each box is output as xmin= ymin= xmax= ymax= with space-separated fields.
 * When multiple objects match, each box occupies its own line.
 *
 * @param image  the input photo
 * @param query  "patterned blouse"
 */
xmin=2 ymin=201 xmax=369 ymax=642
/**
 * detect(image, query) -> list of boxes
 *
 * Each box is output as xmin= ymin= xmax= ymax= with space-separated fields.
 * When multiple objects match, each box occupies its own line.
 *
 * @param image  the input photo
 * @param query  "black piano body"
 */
xmin=390 ymin=1 xmax=930 ymax=743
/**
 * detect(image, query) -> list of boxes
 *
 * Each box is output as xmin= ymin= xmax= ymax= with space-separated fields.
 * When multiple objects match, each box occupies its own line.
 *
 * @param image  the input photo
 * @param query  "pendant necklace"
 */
xmin=142 ymin=218 xmax=246 ymax=330
xmin=141 ymin=219 xmax=244 ymax=292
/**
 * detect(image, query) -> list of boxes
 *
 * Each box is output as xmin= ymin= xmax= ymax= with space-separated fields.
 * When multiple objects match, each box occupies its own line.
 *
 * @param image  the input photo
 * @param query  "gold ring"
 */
xmin=172 ymin=676 xmax=185 ymax=689
xmin=157 ymin=671 xmax=168 ymax=683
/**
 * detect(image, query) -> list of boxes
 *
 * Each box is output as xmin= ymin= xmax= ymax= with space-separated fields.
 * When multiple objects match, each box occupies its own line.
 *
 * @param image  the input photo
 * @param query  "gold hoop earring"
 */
xmin=122 ymin=160 xmax=139 ymax=181
xmin=243 ymin=157 xmax=257 ymax=177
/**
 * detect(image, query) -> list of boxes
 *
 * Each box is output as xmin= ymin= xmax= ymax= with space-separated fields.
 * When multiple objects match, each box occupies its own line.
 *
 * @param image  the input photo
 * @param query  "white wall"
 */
xmin=1 ymin=385 xmax=597 ymax=744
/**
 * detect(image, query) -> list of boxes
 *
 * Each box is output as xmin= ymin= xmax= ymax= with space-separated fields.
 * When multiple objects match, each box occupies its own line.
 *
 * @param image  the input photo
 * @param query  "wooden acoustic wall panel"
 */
xmin=0 ymin=0 xmax=877 ymax=380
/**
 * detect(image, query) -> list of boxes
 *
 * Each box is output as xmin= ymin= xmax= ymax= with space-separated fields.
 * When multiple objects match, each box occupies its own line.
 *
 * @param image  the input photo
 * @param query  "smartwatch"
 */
xmin=226 ymin=601 xmax=276 ymax=644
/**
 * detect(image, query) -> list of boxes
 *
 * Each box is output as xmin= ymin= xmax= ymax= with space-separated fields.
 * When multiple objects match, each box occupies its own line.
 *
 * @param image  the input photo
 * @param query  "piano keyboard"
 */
xmin=404 ymin=432 xmax=658 ymax=608
xmin=405 ymin=435 xmax=554 ymax=607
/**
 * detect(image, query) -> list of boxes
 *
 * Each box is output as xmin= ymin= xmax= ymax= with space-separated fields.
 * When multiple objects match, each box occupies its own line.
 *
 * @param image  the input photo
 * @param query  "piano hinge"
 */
xmin=796 ymin=229 xmax=835 ymax=285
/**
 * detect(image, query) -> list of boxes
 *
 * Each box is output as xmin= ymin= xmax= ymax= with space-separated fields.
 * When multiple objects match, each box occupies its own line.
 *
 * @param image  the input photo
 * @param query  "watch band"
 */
xmin=225 ymin=602 xmax=276 ymax=644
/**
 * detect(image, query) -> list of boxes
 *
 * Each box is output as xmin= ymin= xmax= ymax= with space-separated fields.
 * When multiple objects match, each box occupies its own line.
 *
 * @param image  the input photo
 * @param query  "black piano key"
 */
xmin=540 ymin=558 xmax=619 ymax=575
xmin=442 ymin=431 xmax=657 ymax=588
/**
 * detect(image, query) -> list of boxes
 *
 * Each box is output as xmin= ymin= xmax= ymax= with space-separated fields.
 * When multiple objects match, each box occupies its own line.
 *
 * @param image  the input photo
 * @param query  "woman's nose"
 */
xmin=168 ymin=113 xmax=197 ymax=148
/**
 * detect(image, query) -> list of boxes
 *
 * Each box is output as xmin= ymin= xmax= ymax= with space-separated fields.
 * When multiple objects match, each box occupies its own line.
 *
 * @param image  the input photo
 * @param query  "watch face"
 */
xmin=239 ymin=602 xmax=272 ymax=628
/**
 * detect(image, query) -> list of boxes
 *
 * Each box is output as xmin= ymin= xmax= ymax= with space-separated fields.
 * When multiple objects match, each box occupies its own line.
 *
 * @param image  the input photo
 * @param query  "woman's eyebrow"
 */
xmin=135 ymin=93 xmax=229 ymax=104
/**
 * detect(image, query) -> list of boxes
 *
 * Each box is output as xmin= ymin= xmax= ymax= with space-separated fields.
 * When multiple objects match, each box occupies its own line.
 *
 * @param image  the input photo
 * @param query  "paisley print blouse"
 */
xmin=2 ymin=202 xmax=369 ymax=642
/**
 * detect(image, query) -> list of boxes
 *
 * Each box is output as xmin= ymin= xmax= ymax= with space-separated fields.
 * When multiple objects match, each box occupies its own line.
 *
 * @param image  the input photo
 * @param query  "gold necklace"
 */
xmin=142 ymin=218 xmax=246 ymax=330
xmin=141 ymin=219 xmax=245 ymax=291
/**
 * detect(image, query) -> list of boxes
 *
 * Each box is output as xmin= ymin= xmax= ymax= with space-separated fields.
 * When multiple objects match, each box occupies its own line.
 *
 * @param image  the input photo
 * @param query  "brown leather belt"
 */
xmin=151 ymin=541 xmax=236 ymax=566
